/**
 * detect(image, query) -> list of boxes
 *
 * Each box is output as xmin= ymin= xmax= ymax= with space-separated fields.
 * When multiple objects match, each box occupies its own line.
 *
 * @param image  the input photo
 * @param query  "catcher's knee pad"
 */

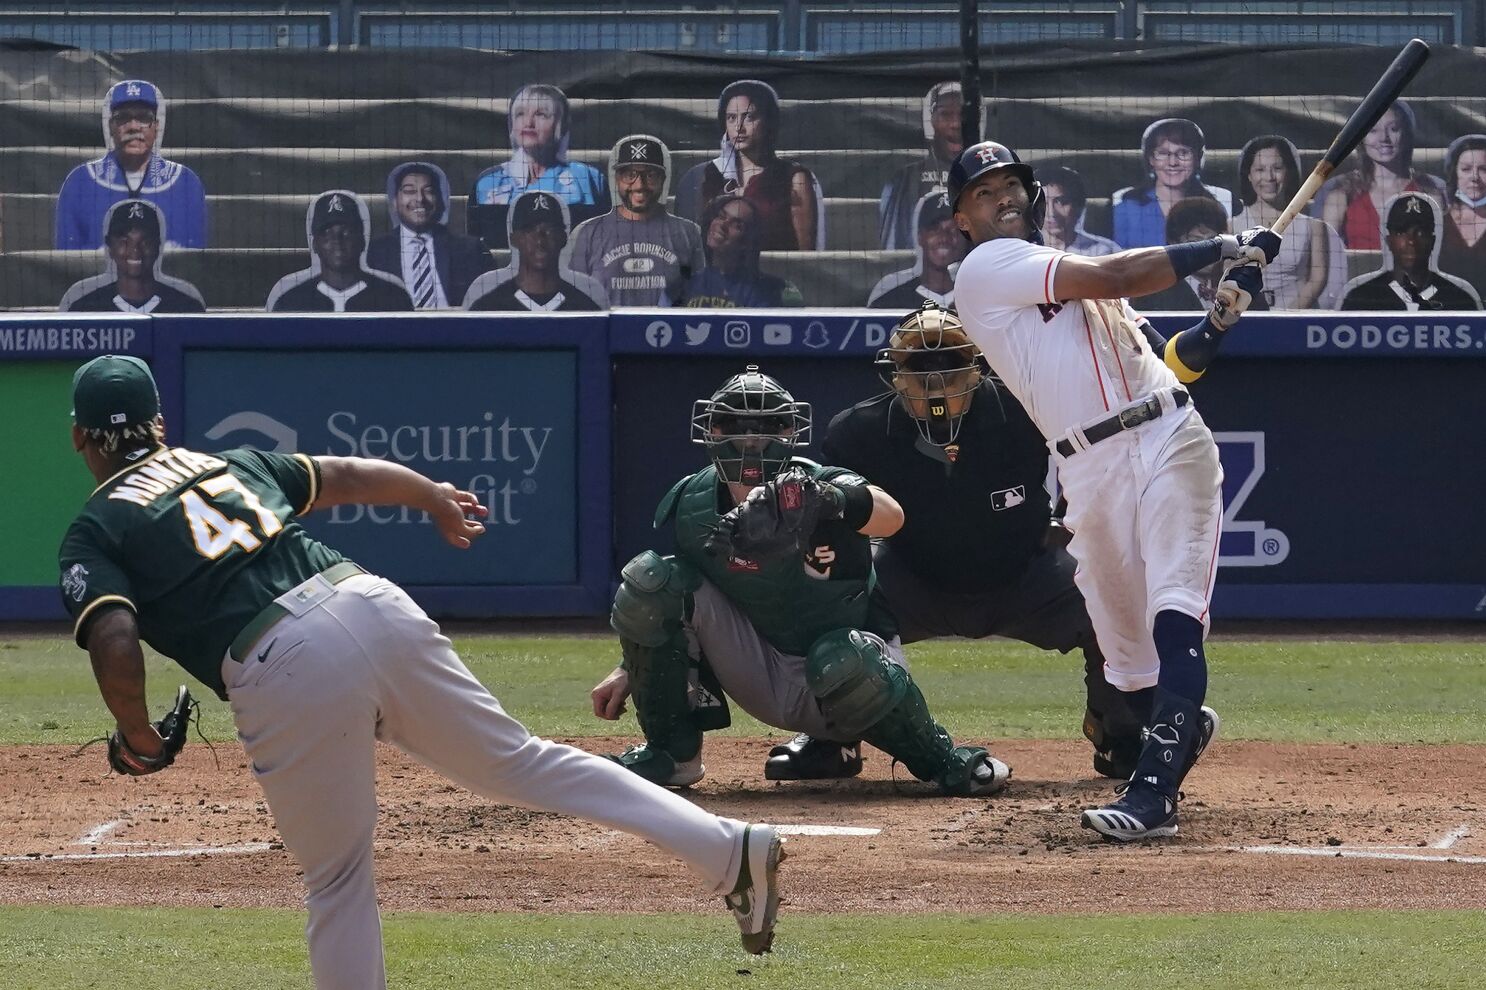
xmin=805 ymin=629 xmax=909 ymax=739
xmin=611 ymin=550 xmax=702 ymax=647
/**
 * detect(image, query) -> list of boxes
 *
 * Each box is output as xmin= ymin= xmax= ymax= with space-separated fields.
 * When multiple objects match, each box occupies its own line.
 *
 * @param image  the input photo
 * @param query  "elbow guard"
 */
xmin=1163 ymin=316 xmax=1226 ymax=383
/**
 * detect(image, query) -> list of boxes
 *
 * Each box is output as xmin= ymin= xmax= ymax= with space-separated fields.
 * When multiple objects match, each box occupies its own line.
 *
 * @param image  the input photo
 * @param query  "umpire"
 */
xmin=773 ymin=302 xmax=1144 ymax=780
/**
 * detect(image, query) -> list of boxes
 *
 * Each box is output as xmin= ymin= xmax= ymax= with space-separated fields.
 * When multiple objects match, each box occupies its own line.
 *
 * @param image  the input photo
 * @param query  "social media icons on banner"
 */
xmin=645 ymin=320 xmax=673 ymax=348
xmin=683 ymin=322 xmax=711 ymax=345
xmin=763 ymin=322 xmax=792 ymax=345
xmin=724 ymin=320 xmax=751 ymax=347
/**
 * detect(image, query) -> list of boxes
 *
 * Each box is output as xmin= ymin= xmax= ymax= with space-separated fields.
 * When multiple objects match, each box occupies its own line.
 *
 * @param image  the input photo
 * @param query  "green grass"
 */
xmin=0 ymin=906 xmax=1481 ymax=989
xmin=2 ymin=634 xmax=1483 ymax=747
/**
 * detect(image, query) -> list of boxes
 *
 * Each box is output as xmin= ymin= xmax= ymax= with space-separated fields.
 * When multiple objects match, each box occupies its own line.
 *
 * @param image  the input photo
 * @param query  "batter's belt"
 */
xmin=229 ymin=561 xmax=366 ymax=663
xmin=1054 ymin=388 xmax=1189 ymax=458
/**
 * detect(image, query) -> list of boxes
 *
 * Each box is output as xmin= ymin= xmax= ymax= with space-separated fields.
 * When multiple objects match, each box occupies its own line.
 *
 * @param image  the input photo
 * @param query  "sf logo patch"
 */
xmin=62 ymin=563 xmax=89 ymax=602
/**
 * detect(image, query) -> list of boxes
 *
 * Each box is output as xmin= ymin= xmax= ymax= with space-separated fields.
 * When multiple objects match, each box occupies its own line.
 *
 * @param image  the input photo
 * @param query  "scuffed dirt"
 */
xmin=2 ymin=738 xmax=1483 ymax=916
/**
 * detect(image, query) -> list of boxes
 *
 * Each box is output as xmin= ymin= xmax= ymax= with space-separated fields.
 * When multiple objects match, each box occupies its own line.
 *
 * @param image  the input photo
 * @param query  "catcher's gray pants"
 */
xmin=687 ymin=579 xmax=908 ymax=741
xmin=222 ymin=572 xmax=749 ymax=990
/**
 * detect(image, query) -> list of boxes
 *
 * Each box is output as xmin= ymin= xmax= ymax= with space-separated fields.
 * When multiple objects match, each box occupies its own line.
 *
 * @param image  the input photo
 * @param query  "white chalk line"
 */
xmin=774 ymin=824 xmax=880 ymax=837
xmin=2 ymin=843 xmax=274 ymax=863
xmin=1235 ymin=844 xmax=1486 ymax=865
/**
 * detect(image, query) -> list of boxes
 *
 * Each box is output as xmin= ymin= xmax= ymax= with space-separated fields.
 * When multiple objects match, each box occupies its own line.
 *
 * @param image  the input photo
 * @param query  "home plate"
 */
xmin=773 ymin=824 xmax=880 ymax=837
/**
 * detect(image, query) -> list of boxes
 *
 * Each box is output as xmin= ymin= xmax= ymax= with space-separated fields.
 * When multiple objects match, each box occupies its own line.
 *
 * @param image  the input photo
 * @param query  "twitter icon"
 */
xmin=684 ymin=322 xmax=712 ymax=345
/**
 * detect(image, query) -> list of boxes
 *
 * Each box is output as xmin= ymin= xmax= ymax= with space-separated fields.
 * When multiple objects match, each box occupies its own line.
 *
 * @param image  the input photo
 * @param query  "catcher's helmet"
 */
xmin=692 ymin=365 xmax=812 ymax=486
xmin=876 ymin=302 xmax=984 ymax=447
xmin=947 ymin=140 xmax=1045 ymax=234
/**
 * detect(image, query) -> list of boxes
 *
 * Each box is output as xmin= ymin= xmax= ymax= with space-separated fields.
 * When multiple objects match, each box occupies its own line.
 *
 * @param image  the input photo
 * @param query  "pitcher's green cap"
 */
xmin=71 ymin=355 xmax=159 ymax=430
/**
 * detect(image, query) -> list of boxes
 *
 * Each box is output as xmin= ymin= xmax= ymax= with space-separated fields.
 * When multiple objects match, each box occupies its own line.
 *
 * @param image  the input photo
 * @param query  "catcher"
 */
xmin=590 ymin=365 xmax=1010 ymax=797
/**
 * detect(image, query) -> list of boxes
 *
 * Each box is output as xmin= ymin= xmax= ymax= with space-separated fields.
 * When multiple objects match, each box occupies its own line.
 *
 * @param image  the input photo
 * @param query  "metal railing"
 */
xmin=0 ymin=2 xmax=1481 ymax=52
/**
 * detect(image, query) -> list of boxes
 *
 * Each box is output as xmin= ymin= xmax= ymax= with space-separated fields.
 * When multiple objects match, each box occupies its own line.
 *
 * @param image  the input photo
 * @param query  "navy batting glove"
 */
xmin=1237 ymin=226 xmax=1282 ymax=266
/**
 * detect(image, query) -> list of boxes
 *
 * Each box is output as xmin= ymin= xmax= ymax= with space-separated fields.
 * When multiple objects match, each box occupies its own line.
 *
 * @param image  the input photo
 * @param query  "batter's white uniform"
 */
xmin=953 ymin=237 xmax=1224 ymax=690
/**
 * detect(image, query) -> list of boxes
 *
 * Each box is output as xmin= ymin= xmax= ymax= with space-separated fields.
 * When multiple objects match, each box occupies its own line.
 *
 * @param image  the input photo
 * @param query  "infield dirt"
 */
xmin=2 ymin=737 xmax=1483 ymax=915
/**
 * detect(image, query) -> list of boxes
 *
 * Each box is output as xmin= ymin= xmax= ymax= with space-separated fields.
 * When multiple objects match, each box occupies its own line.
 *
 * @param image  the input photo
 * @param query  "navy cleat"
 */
xmin=1081 ymin=777 xmax=1178 ymax=842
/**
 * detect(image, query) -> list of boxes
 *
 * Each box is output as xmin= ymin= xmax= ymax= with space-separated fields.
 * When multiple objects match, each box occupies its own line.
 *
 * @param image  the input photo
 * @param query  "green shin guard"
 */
xmin=805 ymin=629 xmax=959 ymax=786
xmin=612 ymin=551 xmax=705 ymax=762
xmin=620 ymin=636 xmax=703 ymax=762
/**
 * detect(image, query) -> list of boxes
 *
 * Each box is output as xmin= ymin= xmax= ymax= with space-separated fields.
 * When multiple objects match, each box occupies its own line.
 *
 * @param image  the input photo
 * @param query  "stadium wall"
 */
xmin=3 ymin=309 xmax=1484 ymax=623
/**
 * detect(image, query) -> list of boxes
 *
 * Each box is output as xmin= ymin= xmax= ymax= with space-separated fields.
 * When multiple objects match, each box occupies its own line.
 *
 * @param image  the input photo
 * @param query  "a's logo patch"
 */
xmin=62 ymin=563 xmax=89 ymax=602
xmin=328 ymin=194 xmax=345 ymax=213
xmin=990 ymin=485 xmax=1025 ymax=511
xmin=128 ymin=203 xmax=145 ymax=220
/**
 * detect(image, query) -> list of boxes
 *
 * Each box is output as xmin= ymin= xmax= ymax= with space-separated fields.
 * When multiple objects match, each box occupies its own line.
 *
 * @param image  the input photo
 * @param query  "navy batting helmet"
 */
xmin=947 ymin=141 xmax=1045 ymax=234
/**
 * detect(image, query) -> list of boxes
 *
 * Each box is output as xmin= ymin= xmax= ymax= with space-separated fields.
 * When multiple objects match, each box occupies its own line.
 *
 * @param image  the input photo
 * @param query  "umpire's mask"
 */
xmin=691 ymin=365 xmax=812 ymax=486
xmin=877 ymin=302 xmax=983 ymax=446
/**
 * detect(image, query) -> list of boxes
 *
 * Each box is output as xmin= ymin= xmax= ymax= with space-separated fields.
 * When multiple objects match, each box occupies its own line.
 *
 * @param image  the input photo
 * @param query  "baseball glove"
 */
xmin=704 ymin=467 xmax=844 ymax=561
xmin=107 ymin=685 xmax=196 ymax=776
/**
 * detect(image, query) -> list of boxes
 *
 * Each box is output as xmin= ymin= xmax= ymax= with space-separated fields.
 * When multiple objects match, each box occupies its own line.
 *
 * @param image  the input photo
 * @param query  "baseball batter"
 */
xmin=947 ymin=141 xmax=1280 ymax=841
xmin=591 ymin=366 xmax=1010 ymax=797
xmin=59 ymin=356 xmax=786 ymax=989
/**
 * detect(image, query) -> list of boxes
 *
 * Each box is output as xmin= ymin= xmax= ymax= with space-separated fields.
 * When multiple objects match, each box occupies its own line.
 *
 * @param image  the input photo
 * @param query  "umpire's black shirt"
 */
xmin=822 ymin=379 xmax=1052 ymax=594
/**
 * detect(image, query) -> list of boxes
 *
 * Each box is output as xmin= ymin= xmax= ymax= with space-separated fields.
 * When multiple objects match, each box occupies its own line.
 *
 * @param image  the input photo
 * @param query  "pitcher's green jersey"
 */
xmin=658 ymin=458 xmax=894 ymax=656
xmin=58 ymin=446 xmax=344 ymax=698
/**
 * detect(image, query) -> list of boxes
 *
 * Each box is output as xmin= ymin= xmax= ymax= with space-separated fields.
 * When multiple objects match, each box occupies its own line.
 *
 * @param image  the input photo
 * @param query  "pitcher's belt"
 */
xmin=229 ymin=561 xmax=365 ymax=663
xmin=1054 ymin=389 xmax=1189 ymax=458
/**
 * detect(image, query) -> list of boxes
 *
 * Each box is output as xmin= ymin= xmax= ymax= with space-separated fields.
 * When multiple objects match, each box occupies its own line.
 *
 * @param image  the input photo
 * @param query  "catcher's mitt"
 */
xmin=704 ymin=467 xmax=844 ymax=561
xmin=107 ymin=685 xmax=196 ymax=776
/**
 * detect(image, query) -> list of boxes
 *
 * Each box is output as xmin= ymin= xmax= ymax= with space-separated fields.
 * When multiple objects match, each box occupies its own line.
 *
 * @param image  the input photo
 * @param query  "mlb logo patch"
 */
xmin=990 ymin=485 xmax=1025 ymax=511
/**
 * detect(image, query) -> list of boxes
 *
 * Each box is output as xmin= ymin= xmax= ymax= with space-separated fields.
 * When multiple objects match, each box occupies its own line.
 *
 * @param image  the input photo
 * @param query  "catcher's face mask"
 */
xmin=691 ymin=365 xmax=812 ymax=486
xmin=877 ymin=303 xmax=983 ymax=446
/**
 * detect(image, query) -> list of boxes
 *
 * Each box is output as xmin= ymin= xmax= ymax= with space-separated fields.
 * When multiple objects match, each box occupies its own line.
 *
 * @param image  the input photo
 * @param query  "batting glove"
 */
xmin=1218 ymin=227 xmax=1282 ymax=269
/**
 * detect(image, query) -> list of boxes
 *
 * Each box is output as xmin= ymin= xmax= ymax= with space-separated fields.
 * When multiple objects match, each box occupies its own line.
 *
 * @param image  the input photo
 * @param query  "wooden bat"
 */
xmin=1211 ymin=38 xmax=1432 ymax=324
xmin=1270 ymin=37 xmax=1432 ymax=236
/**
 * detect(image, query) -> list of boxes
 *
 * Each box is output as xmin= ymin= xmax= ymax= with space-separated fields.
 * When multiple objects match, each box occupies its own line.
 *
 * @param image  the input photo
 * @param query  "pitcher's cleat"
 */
xmin=726 ymin=823 xmax=786 ymax=954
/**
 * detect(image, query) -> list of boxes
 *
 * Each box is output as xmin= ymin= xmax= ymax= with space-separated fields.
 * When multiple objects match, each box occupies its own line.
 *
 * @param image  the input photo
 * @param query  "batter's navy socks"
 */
xmin=1153 ymin=609 xmax=1208 ymax=705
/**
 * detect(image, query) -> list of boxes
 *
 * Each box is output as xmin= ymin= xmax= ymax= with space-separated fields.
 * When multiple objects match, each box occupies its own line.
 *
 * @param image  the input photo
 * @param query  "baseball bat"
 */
xmin=1269 ymin=37 xmax=1431 ymax=236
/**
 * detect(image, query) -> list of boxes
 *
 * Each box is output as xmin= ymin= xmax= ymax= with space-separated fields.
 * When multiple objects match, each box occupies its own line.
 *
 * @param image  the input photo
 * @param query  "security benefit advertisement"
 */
xmin=182 ymin=350 xmax=577 ymax=586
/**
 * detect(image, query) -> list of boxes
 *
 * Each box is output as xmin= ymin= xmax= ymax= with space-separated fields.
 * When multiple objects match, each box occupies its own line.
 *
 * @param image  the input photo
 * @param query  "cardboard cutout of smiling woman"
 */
xmin=265 ymin=190 xmax=414 ymax=312
xmin=55 ymin=80 xmax=208 ymax=250
xmin=462 ymin=190 xmax=607 ymax=312
xmin=467 ymin=84 xmax=611 ymax=252
xmin=59 ymin=199 xmax=205 ymax=313
xmin=1111 ymin=118 xmax=1232 ymax=250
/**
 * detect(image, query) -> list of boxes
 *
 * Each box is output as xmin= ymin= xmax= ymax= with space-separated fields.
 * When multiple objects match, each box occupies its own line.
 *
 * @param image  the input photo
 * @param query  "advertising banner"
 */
xmin=182 ymin=348 xmax=578 ymax=587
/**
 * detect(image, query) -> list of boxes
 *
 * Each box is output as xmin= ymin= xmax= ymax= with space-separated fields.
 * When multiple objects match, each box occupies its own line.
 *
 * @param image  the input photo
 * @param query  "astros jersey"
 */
xmin=58 ymin=447 xmax=343 ymax=698
xmin=658 ymin=460 xmax=891 ymax=656
xmin=954 ymin=237 xmax=1180 ymax=440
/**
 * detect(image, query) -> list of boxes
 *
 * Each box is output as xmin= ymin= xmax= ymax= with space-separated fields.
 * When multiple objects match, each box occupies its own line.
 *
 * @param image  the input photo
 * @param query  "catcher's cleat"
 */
xmin=1081 ymin=778 xmax=1178 ymax=842
xmin=605 ymin=744 xmax=705 ymax=788
xmin=764 ymin=733 xmax=864 ymax=780
xmin=726 ymin=824 xmax=786 ymax=954
xmin=937 ymin=746 xmax=1012 ymax=797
